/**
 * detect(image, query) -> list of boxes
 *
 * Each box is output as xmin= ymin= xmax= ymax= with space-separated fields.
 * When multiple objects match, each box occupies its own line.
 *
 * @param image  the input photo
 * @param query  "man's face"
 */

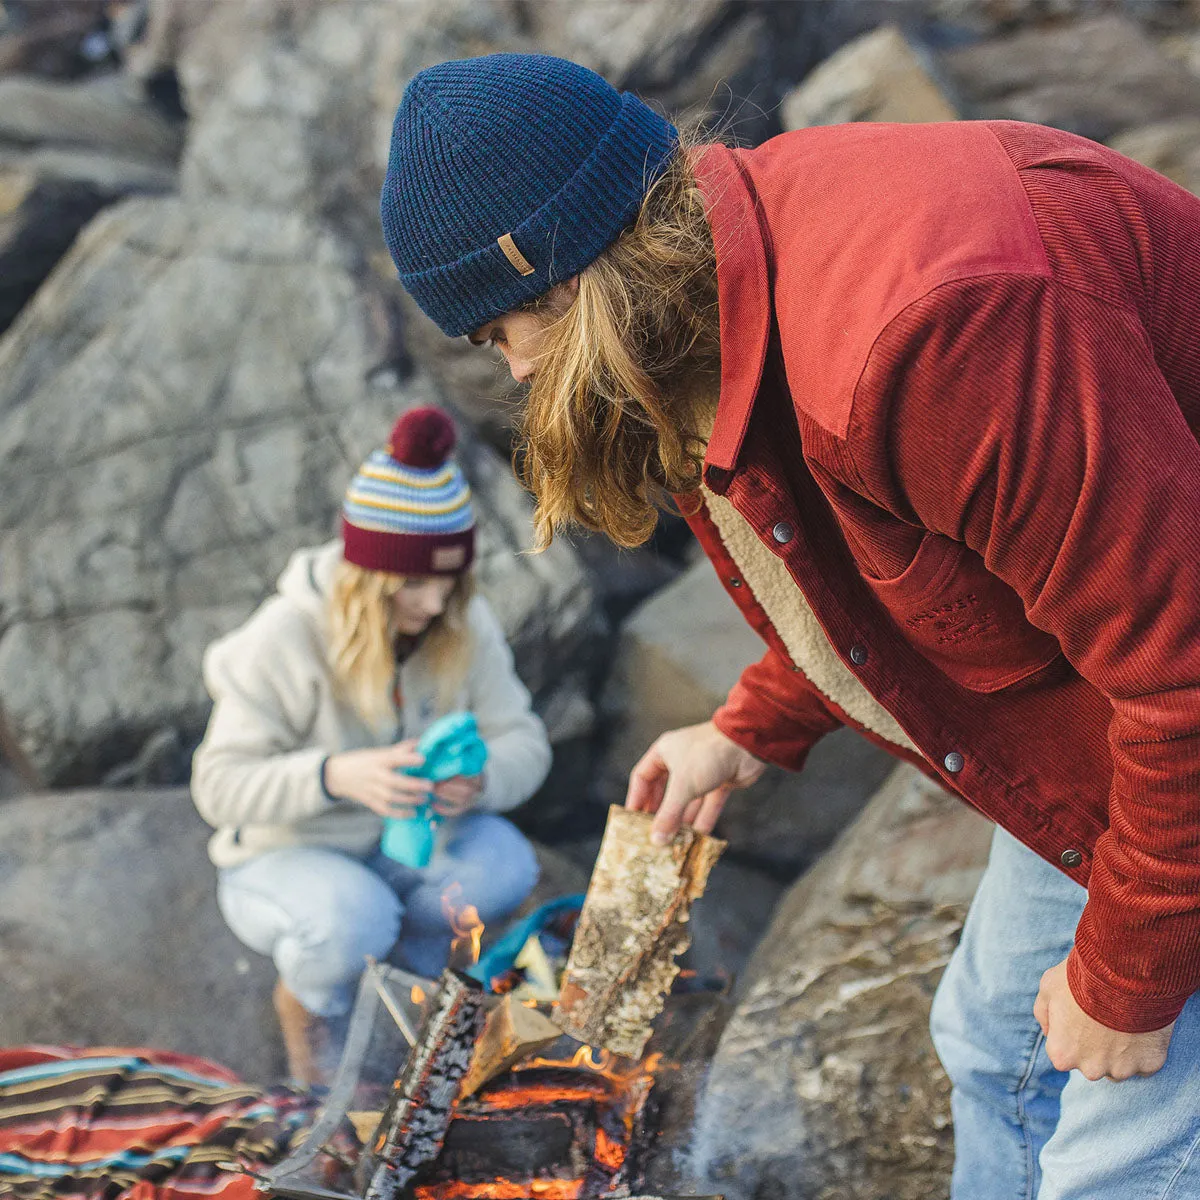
xmin=467 ymin=279 xmax=579 ymax=384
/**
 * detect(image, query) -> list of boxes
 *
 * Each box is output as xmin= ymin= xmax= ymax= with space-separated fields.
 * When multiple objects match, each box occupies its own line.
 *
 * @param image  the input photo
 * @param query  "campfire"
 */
xmin=256 ymin=811 xmax=726 ymax=1200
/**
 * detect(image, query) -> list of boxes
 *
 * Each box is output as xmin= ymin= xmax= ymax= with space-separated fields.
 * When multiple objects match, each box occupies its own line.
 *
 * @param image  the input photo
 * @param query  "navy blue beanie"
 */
xmin=380 ymin=53 xmax=678 ymax=338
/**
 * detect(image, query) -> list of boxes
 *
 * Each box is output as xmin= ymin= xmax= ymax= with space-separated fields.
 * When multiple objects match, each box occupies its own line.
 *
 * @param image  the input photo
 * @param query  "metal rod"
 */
xmin=364 ymin=957 xmax=417 ymax=1047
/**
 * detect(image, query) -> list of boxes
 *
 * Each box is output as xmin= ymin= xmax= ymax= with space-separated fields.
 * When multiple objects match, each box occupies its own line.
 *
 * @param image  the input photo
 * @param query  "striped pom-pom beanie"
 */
xmin=380 ymin=53 xmax=677 ymax=337
xmin=342 ymin=408 xmax=475 ymax=576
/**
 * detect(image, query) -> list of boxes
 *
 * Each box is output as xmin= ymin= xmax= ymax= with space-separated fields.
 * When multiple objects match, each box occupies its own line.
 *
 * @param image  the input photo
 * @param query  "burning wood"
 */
xmin=359 ymin=969 xmax=487 ymax=1200
xmin=459 ymin=996 xmax=562 ymax=1099
xmin=556 ymin=807 xmax=725 ymax=1057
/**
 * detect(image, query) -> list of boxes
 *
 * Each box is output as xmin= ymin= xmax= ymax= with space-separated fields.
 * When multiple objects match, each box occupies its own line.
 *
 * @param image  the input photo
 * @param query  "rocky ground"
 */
xmin=1 ymin=1 xmax=1198 ymax=1196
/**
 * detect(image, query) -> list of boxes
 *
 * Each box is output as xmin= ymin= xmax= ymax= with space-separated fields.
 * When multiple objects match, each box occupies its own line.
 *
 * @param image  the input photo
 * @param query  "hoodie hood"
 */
xmin=275 ymin=539 xmax=343 ymax=624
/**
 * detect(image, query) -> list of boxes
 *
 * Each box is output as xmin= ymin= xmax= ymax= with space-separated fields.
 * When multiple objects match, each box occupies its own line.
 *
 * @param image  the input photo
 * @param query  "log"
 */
xmin=459 ymin=995 xmax=562 ymax=1098
xmin=359 ymin=970 xmax=486 ymax=1200
xmin=557 ymin=807 xmax=726 ymax=1057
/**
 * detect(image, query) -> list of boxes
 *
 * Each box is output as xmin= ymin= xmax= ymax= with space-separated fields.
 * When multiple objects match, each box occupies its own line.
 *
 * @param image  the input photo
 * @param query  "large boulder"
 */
xmin=939 ymin=14 xmax=1200 ymax=142
xmin=782 ymin=25 xmax=958 ymax=130
xmin=0 ymin=786 xmax=284 ymax=1081
xmin=691 ymin=765 xmax=993 ymax=1200
xmin=0 ymin=195 xmax=598 ymax=786
xmin=598 ymin=558 xmax=896 ymax=874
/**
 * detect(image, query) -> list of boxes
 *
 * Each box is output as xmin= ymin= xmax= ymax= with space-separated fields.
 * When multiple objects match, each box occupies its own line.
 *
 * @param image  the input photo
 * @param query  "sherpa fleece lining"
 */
xmin=701 ymin=486 xmax=917 ymax=753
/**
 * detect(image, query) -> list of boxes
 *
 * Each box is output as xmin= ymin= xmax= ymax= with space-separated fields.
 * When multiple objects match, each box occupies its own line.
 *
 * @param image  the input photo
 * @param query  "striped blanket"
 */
xmin=0 ymin=1046 xmax=318 ymax=1200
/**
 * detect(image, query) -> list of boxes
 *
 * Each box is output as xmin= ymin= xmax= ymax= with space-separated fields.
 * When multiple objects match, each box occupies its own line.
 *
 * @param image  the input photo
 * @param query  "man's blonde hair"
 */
xmin=516 ymin=141 xmax=720 ymax=549
xmin=326 ymin=560 xmax=474 ymax=725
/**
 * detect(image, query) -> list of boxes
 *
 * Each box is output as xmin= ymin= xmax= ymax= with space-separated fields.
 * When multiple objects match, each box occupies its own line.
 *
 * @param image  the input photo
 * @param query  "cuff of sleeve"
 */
xmin=713 ymin=691 xmax=817 ymax=772
xmin=1066 ymin=946 xmax=1187 ymax=1033
xmin=319 ymin=756 xmax=339 ymax=803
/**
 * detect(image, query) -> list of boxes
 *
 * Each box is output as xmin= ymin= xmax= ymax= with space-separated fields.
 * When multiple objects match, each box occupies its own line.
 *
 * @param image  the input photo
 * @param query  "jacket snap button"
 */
xmin=772 ymin=521 xmax=794 ymax=545
xmin=729 ymin=577 xmax=743 ymax=588
xmin=943 ymin=751 xmax=965 ymax=773
xmin=849 ymin=644 xmax=868 ymax=665
xmin=1060 ymin=849 xmax=1083 ymax=868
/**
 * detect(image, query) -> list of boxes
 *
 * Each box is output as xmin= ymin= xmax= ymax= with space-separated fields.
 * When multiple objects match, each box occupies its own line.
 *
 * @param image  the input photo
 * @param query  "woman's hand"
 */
xmin=431 ymin=774 xmax=484 ymax=818
xmin=323 ymin=741 xmax=435 ymax=818
xmin=626 ymin=721 xmax=766 ymax=844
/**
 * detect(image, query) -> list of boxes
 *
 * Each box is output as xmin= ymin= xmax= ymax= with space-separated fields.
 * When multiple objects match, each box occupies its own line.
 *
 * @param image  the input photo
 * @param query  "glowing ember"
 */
xmin=411 ymin=984 xmax=426 ymax=1004
xmin=517 ymin=1046 xmax=664 ymax=1086
xmin=442 ymin=883 xmax=485 ymax=966
xmin=592 ymin=1127 xmax=625 ymax=1171
xmin=415 ymin=1182 xmax=583 ymax=1200
xmin=474 ymin=1083 xmax=611 ymax=1109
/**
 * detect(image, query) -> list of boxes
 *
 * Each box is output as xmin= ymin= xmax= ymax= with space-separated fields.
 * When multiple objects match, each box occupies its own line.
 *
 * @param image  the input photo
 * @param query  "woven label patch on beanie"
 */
xmin=432 ymin=545 xmax=468 ymax=571
xmin=497 ymin=233 xmax=535 ymax=276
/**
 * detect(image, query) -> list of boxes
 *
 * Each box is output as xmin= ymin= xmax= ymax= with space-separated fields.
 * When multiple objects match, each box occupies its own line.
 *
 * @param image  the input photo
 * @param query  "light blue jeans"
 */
xmin=217 ymin=812 xmax=539 ymax=1017
xmin=931 ymin=826 xmax=1200 ymax=1200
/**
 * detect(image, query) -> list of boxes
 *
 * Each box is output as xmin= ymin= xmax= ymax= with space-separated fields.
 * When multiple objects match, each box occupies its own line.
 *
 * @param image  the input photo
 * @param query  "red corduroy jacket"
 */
xmin=685 ymin=120 xmax=1200 ymax=1033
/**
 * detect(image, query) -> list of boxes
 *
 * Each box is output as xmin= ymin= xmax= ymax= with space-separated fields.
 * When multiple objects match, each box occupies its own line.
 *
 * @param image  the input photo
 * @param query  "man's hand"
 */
xmin=323 ymin=740 xmax=435 ymax=818
xmin=1034 ymin=957 xmax=1175 ymax=1080
xmin=431 ymin=774 xmax=483 ymax=818
xmin=626 ymin=721 xmax=766 ymax=845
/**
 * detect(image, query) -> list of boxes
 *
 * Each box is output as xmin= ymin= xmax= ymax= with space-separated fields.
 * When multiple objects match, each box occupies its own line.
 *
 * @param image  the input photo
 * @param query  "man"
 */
xmin=379 ymin=51 xmax=1200 ymax=1198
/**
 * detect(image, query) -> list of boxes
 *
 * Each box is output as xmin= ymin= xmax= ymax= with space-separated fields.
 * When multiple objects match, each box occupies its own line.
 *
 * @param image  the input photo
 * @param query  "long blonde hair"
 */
xmin=516 ymin=139 xmax=720 ymax=550
xmin=326 ymin=560 xmax=474 ymax=725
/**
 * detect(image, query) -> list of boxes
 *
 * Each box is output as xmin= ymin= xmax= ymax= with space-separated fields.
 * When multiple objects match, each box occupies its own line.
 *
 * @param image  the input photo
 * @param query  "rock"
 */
xmin=691 ymin=764 xmax=993 ymax=1200
xmin=0 ymin=786 xmax=285 ymax=1081
xmin=0 ymin=0 xmax=110 ymax=78
xmin=939 ymin=14 xmax=1200 ymax=142
xmin=782 ymin=25 xmax=958 ymax=130
xmin=1109 ymin=117 xmax=1200 ymax=197
xmin=0 ymin=785 xmax=591 ymax=1081
xmin=0 ymin=73 xmax=184 ymax=163
xmin=0 ymin=196 xmax=599 ymax=786
xmin=598 ymin=558 xmax=896 ymax=874
xmin=684 ymin=857 xmax=786 ymax=984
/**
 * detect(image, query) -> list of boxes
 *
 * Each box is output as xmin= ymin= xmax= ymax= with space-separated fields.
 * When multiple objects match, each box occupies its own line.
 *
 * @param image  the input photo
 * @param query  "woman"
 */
xmin=379 ymin=54 xmax=1200 ymax=1199
xmin=191 ymin=406 xmax=548 ymax=1088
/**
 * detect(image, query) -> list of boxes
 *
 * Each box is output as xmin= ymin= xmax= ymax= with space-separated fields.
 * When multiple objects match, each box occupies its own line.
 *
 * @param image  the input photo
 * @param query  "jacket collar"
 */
xmin=692 ymin=143 xmax=773 ymax=495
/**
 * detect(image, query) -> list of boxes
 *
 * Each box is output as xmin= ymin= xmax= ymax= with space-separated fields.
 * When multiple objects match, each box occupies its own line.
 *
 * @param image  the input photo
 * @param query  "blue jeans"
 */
xmin=217 ymin=812 xmax=539 ymax=1017
xmin=931 ymin=826 xmax=1200 ymax=1200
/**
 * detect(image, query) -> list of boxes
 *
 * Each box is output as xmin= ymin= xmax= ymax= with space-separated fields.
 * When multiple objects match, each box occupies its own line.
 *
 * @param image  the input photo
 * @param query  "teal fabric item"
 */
xmin=381 ymin=712 xmax=489 ymax=867
xmin=467 ymin=894 xmax=585 ymax=990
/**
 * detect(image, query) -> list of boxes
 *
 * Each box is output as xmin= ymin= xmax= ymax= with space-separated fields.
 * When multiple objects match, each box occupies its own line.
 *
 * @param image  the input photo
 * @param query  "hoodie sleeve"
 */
xmin=190 ymin=599 xmax=333 ymax=829
xmin=466 ymin=596 xmax=552 ymax=813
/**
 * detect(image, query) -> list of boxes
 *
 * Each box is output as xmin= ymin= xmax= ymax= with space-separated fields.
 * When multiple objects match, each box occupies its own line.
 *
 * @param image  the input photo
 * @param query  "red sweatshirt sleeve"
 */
xmin=713 ymin=646 xmax=845 ymax=771
xmin=857 ymin=273 xmax=1200 ymax=1031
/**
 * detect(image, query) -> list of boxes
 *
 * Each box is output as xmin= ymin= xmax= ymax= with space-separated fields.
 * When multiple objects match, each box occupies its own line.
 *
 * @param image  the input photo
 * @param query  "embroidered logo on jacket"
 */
xmin=906 ymin=594 xmax=996 ymax=644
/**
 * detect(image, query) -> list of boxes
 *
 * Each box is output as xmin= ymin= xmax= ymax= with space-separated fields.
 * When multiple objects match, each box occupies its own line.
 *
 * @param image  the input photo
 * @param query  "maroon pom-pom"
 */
xmin=389 ymin=407 xmax=456 ymax=468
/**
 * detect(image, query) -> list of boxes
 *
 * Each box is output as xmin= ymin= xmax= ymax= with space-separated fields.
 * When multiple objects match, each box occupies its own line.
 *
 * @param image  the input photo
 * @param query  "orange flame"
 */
xmin=441 ymin=882 xmax=484 ymax=966
xmin=411 ymin=984 xmax=426 ymax=1004
xmin=415 ymin=1182 xmax=582 ymax=1200
xmin=515 ymin=1045 xmax=663 ymax=1087
xmin=592 ymin=1127 xmax=625 ymax=1172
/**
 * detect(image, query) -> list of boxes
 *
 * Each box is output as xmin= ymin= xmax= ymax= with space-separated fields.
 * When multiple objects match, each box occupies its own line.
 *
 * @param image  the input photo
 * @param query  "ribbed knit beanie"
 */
xmin=381 ymin=53 xmax=678 ymax=337
xmin=342 ymin=408 xmax=475 ymax=576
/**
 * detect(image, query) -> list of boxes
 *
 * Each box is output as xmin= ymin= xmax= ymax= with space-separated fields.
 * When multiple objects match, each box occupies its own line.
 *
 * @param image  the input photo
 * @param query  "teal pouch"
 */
xmin=380 ymin=712 xmax=489 ymax=868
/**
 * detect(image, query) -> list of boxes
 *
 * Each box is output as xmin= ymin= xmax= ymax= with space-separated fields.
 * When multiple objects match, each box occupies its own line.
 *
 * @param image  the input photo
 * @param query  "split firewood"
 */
xmin=359 ymin=970 xmax=486 ymax=1200
xmin=557 ymin=806 xmax=726 ymax=1057
xmin=458 ymin=994 xmax=562 ymax=1098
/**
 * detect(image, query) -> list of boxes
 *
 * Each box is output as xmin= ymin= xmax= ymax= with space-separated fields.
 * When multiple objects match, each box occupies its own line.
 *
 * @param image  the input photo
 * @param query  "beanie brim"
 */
xmin=342 ymin=519 xmax=475 ymax=576
xmin=386 ymin=91 xmax=677 ymax=338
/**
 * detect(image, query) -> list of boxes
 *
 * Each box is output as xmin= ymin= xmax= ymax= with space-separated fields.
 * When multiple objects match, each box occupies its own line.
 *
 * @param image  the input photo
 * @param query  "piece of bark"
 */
xmin=458 ymin=995 xmax=562 ymax=1098
xmin=557 ymin=806 xmax=726 ymax=1057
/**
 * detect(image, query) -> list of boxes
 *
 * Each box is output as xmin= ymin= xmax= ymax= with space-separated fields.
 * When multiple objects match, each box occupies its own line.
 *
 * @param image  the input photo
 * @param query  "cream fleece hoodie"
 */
xmin=190 ymin=541 xmax=551 ymax=868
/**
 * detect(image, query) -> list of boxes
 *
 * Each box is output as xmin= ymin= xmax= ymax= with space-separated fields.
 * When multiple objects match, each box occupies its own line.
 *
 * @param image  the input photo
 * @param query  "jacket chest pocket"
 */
xmin=863 ymin=532 xmax=1063 ymax=693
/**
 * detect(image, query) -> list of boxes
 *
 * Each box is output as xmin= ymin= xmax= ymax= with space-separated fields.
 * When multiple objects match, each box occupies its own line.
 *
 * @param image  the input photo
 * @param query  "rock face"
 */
xmin=940 ymin=14 xmax=1200 ymax=142
xmin=782 ymin=25 xmax=958 ymax=130
xmin=1109 ymin=117 xmax=1200 ymax=198
xmin=691 ymin=765 xmax=993 ymax=1200
xmin=0 ymin=195 xmax=597 ymax=786
xmin=0 ymin=786 xmax=284 ymax=1081
xmin=599 ymin=559 xmax=896 ymax=874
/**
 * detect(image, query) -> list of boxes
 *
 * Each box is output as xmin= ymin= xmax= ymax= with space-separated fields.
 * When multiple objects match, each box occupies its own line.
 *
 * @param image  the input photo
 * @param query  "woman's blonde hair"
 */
xmin=326 ymin=560 xmax=474 ymax=726
xmin=516 ymin=137 xmax=720 ymax=549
